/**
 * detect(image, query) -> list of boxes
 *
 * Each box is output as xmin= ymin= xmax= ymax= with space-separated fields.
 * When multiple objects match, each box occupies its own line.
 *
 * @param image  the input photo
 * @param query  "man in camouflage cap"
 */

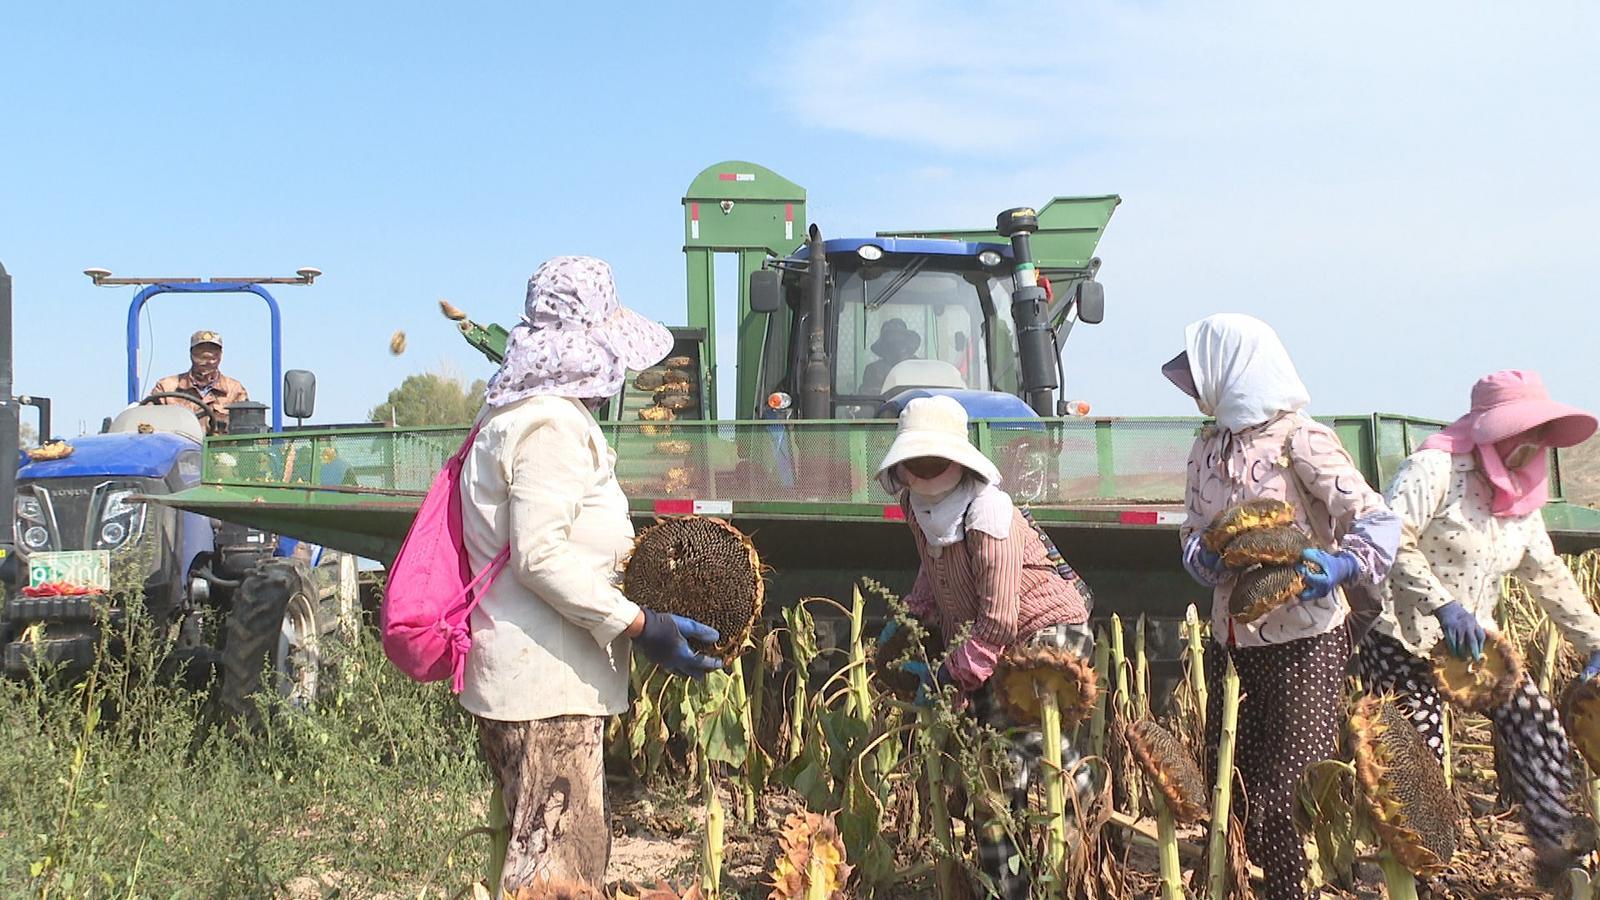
xmin=146 ymin=330 xmax=250 ymax=435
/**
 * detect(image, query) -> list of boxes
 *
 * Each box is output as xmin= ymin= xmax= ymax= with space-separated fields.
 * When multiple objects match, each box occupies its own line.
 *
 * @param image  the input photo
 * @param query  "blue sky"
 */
xmin=3 ymin=1 xmax=1597 ymax=435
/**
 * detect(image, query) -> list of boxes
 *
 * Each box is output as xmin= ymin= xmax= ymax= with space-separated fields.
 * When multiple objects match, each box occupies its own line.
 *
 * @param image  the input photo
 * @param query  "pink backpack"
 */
xmin=380 ymin=419 xmax=510 ymax=692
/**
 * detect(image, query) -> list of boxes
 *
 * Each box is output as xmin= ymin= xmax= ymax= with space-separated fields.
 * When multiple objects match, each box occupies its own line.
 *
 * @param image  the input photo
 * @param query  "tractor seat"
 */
xmin=881 ymin=359 xmax=967 ymax=394
xmin=106 ymin=405 xmax=205 ymax=443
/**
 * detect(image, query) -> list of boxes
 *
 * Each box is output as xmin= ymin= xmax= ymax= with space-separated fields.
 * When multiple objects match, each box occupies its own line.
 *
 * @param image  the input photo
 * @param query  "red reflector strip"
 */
xmin=784 ymin=203 xmax=794 ymax=222
xmin=689 ymin=202 xmax=699 ymax=220
xmin=883 ymin=505 xmax=906 ymax=521
xmin=718 ymin=172 xmax=756 ymax=182
xmin=1117 ymin=510 xmax=1186 ymax=526
xmin=651 ymin=499 xmax=733 ymax=516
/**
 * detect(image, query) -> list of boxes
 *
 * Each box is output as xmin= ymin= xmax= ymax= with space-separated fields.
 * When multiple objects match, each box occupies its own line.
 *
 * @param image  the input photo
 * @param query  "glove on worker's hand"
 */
xmin=1433 ymin=601 xmax=1486 ymax=661
xmin=904 ymin=661 xmax=958 ymax=707
xmin=877 ymin=619 xmax=901 ymax=647
xmin=1196 ymin=546 xmax=1226 ymax=577
xmin=1298 ymin=548 xmax=1361 ymax=600
xmin=1582 ymin=650 xmax=1600 ymax=682
xmin=635 ymin=610 xmax=723 ymax=678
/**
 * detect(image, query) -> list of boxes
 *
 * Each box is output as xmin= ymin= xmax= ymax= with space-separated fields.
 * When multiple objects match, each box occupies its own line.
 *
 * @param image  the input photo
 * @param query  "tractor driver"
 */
xmin=146 ymin=330 xmax=250 ymax=435
xmin=859 ymin=318 xmax=922 ymax=396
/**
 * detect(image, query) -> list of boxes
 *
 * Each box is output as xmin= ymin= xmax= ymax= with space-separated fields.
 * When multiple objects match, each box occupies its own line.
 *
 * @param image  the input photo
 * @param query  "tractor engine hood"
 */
xmin=18 ymin=433 xmax=198 ymax=481
xmin=878 ymin=388 xmax=1042 ymax=427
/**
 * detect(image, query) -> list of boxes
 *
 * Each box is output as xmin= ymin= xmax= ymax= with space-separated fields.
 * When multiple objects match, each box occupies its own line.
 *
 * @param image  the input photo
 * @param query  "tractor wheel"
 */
xmin=219 ymin=558 xmax=326 ymax=732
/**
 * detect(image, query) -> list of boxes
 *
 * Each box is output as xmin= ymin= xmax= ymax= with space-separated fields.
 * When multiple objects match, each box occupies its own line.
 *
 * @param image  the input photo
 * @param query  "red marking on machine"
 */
xmin=1117 ymin=510 xmax=1185 ymax=526
xmin=689 ymin=202 xmax=700 ymax=240
xmin=653 ymin=499 xmax=733 ymax=516
xmin=883 ymin=505 xmax=906 ymax=521
xmin=785 ymin=203 xmax=795 ymax=240
xmin=717 ymin=172 xmax=756 ymax=182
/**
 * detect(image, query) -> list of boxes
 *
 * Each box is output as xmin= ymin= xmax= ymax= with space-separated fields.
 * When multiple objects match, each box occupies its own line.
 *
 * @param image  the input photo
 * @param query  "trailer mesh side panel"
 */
xmin=199 ymin=416 xmax=1515 ymax=510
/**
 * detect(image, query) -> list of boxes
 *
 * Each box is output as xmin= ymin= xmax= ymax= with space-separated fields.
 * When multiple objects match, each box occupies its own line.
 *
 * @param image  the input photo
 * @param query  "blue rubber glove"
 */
xmin=1196 ymin=546 xmax=1226 ymax=577
xmin=877 ymin=619 xmax=901 ymax=647
xmin=1583 ymin=650 xmax=1600 ymax=682
xmin=1433 ymin=601 xmax=1486 ymax=661
xmin=1298 ymin=548 xmax=1361 ymax=600
xmin=907 ymin=661 xmax=958 ymax=706
xmin=635 ymin=610 xmax=724 ymax=678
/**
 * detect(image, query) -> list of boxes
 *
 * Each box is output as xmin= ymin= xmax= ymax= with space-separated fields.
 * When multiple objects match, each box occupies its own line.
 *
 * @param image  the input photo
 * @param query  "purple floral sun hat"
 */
xmin=484 ymin=255 xmax=675 ymax=407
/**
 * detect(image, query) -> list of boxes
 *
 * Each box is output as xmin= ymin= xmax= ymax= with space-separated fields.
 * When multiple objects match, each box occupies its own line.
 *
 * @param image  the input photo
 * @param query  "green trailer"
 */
xmin=151 ymin=162 xmax=1600 ymax=659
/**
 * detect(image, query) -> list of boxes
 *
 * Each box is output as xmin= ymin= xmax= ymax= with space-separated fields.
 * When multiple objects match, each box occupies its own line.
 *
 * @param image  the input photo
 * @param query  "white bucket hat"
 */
xmin=484 ymin=255 xmax=674 ymax=406
xmin=875 ymin=395 xmax=1002 ymax=491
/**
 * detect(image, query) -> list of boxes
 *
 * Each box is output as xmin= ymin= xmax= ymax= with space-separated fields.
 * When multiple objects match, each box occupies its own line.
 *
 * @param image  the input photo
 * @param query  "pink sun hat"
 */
xmin=1428 ymin=370 xmax=1596 ymax=451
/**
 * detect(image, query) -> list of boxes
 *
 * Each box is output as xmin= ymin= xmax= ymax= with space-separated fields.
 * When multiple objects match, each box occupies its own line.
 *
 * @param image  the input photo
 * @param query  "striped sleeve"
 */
xmin=904 ymin=563 xmax=936 ymax=618
xmin=966 ymin=530 xmax=1023 ymax=646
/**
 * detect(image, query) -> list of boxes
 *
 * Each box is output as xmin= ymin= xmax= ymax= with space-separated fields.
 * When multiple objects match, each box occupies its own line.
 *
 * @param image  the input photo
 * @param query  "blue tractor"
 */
xmin=1 ymin=269 xmax=360 ymax=728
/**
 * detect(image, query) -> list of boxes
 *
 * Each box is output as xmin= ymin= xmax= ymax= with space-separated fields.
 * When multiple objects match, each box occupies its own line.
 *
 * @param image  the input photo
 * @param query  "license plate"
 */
xmin=28 ymin=550 xmax=111 ymax=592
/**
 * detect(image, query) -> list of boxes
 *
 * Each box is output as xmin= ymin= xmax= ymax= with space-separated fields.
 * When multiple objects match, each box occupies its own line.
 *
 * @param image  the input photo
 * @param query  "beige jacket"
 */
xmin=457 ymin=395 xmax=641 ymax=721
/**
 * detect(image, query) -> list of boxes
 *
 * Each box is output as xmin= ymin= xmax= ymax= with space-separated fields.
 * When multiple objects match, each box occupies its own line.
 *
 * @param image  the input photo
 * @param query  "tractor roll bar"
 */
xmin=121 ymin=281 xmax=286 ymax=432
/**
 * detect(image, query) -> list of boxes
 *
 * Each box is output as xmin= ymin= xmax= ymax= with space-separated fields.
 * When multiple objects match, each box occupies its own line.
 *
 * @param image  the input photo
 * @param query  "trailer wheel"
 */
xmin=220 ymin=558 xmax=325 ymax=732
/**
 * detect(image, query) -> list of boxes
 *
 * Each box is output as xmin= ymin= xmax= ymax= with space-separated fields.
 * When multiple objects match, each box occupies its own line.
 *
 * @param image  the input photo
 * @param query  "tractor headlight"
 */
xmin=22 ymin=526 xmax=49 ymax=550
xmin=95 ymin=487 xmax=146 ymax=550
xmin=15 ymin=493 xmax=51 ymax=551
xmin=977 ymin=250 xmax=1003 ymax=267
xmin=856 ymin=244 xmax=884 ymax=261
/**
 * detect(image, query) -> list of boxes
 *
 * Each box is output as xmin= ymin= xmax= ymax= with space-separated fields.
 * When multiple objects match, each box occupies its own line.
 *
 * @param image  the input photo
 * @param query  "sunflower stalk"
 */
xmin=1441 ymin=706 xmax=1453 ymax=789
xmin=848 ymin=587 xmax=872 ymax=721
xmin=1538 ymin=619 xmax=1561 ymax=696
xmin=729 ymin=658 xmax=757 ymax=824
xmin=1378 ymin=852 xmax=1419 ymax=900
xmin=1206 ymin=657 xmax=1241 ymax=900
xmin=702 ymin=766 xmax=724 ymax=899
xmin=1109 ymin=613 xmax=1141 ymax=816
xmin=1089 ymin=629 xmax=1112 ymax=760
xmin=1135 ymin=614 xmax=1151 ymax=720
xmin=920 ymin=712 xmax=962 ymax=900
xmin=1185 ymin=605 xmax=1208 ymax=733
xmin=1039 ymin=685 xmax=1068 ymax=894
xmin=1153 ymin=794 xmax=1183 ymax=900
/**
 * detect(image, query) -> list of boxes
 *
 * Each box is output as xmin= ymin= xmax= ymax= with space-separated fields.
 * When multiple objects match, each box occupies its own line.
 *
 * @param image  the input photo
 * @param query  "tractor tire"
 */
xmin=219 ymin=558 xmax=326 ymax=733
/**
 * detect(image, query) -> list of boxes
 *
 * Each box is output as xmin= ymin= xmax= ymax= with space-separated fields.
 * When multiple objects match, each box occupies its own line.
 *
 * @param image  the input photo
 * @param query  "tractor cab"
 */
xmin=751 ymin=203 xmax=1113 ymax=425
xmin=759 ymin=238 xmax=1028 ymax=420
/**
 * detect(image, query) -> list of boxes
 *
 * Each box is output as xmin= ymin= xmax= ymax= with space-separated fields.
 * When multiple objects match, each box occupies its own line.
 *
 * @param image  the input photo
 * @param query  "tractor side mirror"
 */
xmin=283 ymin=370 xmax=317 ymax=422
xmin=749 ymin=269 xmax=782 ymax=314
xmin=1076 ymin=281 xmax=1105 ymax=325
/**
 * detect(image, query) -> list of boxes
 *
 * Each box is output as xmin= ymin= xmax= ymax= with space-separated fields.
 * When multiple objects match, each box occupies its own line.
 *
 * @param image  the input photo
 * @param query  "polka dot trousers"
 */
xmin=1205 ymin=627 xmax=1351 ymax=900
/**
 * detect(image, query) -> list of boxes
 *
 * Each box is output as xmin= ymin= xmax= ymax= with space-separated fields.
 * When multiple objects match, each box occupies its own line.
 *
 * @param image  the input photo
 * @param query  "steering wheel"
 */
xmin=140 ymin=391 xmax=218 ymax=429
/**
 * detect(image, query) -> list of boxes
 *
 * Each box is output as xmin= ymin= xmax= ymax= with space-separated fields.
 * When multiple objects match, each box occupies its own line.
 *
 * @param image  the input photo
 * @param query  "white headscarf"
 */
xmin=1181 ymin=313 xmax=1310 ymax=432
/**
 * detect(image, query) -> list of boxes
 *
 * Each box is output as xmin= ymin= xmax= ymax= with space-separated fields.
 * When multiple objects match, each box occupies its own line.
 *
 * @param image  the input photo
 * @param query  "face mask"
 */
xmin=1504 ymin=442 xmax=1543 ymax=469
xmin=900 ymin=462 xmax=963 ymax=497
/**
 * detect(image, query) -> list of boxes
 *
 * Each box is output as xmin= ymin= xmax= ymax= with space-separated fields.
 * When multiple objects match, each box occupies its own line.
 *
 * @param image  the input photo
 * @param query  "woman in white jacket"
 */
xmin=459 ymin=256 xmax=721 ymax=893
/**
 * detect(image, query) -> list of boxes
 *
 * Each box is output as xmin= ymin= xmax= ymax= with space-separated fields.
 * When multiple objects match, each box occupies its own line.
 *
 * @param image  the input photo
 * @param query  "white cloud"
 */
xmin=771 ymin=0 xmax=1600 ymax=418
